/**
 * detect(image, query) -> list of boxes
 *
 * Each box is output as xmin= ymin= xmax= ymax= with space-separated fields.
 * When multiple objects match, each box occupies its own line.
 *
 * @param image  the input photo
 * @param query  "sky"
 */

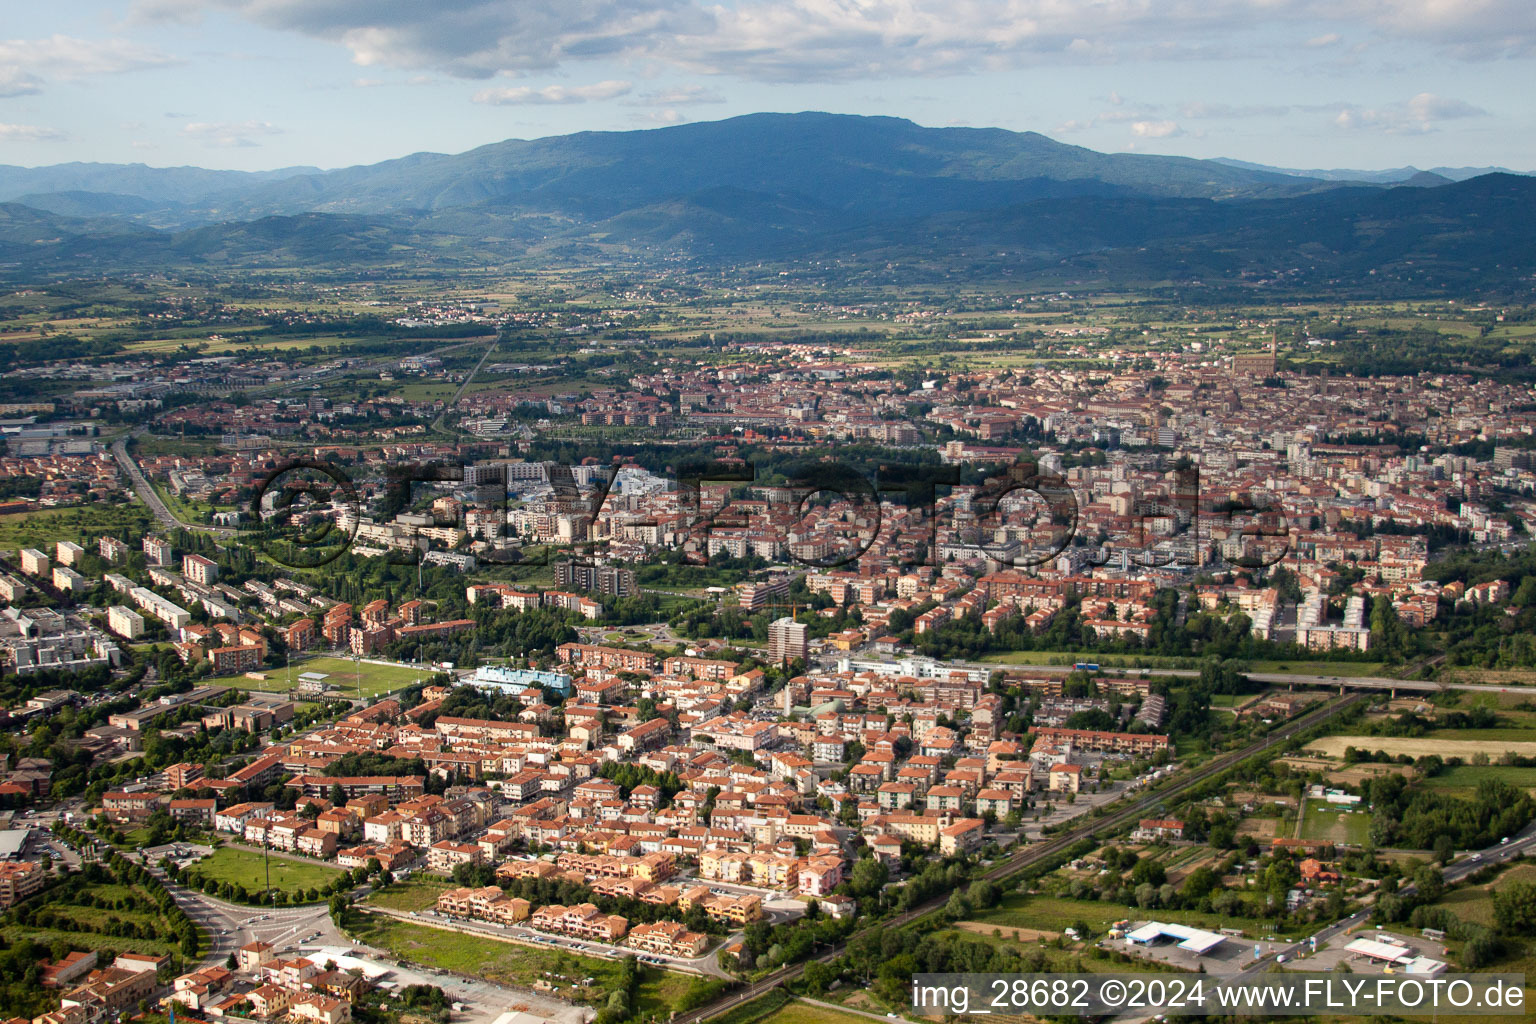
xmin=1 ymin=0 xmax=1533 ymax=172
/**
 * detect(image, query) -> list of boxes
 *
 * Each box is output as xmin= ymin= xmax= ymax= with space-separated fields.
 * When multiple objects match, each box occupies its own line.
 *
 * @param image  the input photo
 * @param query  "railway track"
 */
xmin=672 ymin=691 xmax=1364 ymax=1024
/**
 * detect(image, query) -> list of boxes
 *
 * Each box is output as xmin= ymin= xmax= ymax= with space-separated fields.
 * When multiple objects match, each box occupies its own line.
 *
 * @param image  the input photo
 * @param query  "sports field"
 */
xmin=210 ymin=655 xmax=432 ymax=697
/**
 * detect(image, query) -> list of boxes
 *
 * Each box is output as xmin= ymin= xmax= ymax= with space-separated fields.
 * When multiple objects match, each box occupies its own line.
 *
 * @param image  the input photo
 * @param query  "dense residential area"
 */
xmin=0 ymin=287 xmax=1533 ymax=1024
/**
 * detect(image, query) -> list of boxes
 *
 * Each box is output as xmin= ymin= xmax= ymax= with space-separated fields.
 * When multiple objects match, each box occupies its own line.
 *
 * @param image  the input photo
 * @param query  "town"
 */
xmin=1 ymin=282 xmax=1535 ymax=1024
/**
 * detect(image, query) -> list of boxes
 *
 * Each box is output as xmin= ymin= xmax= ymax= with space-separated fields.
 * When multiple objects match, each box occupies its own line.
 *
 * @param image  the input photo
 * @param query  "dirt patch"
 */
xmin=1305 ymin=736 xmax=1536 ymax=759
xmin=1279 ymin=756 xmax=1337 ymax=773
xmin=1328 ymin=764 xmax=1417 ymax=786
xmin=956 ymin=921 xmax=1061 ymax=942
xmin=1236 ymin=817 xmax=1281 ymax=838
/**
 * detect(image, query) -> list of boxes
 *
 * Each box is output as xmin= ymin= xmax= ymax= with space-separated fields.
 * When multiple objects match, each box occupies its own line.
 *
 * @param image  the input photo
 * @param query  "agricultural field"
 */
xmin=210 ymin=655 xmax=433 ymax=697
xmin=1421 ymin=765 xmax=1536 ymax=799
xmin=185 ymin=847 xmax=344 ymax=896
xmin=1305 ymin=736 xmax=1536 ymax=759
xmin=1236 ymin=817 xmax=1282 ymax=838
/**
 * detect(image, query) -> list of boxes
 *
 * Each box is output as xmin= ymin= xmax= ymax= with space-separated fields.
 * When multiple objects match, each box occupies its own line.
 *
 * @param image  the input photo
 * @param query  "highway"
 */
xmin=111 ymin=429 xmax=236 ymax=537
xmin=672 ymin=692 xmax=1365 ymax=1024
xmin=951 ymin=656 xmax=1521 ymax=696
xmin=1217 ymin=817 xmax=1536 ymax=993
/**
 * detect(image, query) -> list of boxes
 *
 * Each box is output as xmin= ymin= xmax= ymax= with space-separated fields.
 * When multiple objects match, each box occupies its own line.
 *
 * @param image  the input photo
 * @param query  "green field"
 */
xmin=210 ymin=655 xmax=432 ymax=698
xmin=965 ymin=893 xmax=1303 ymax=940
xmin=1413 ymin=864 xmax=1536 ymax=1024
xmin=1297 ymin=798 xmax=1371 ymax=845
xmin=1245 ymin=660 xmax=1387 ymax=677
xmin=1421 ymin=765 xmax=1536 ymax=798
xmin=760 ymin=1002 xmax=879 ymax=1024
xmin=187 ymin=847 xmax=344 ymax=896
xmin=363 ymin=875 xmax=453 ymax=913
xmin=348 ymin=913 xmax=723 ymax=1014
xmin=976 ymin=652 xmax=1386 ymax=677
xmin=0 ymin=503 xmax=155 ymax=553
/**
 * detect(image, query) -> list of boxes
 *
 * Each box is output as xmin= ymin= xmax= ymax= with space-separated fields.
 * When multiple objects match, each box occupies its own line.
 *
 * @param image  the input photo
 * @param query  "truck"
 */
xmin=1073 ymin=662 xmax=1099 ymax=672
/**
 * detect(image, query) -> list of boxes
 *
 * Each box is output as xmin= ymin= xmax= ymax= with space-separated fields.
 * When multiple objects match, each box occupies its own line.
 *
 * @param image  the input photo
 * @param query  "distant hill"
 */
xmin=0 ymin=113 xmax=1327 ymax=229
xmin=1211 ymin=157 xmax=1533 ymax=184
xmin=0 ymin=113 xmax=1531 ymax=294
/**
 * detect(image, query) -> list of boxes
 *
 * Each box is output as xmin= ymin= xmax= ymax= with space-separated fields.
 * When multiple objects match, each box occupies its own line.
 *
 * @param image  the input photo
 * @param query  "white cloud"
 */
xmin=0 ymin=123 xmax=67 ymax=142
xmin=1406 ymin=91 xmax=1485 ymax=121
xmin=183 ymin=119 xmax=283 ymax=146
xmin=473 ymin=80 xmax=632 ymax=105
xmin=1131 ymin=119 xmax=1183 ymax=138
xmin=0 ymin=35 xmax=179 ymax=82
xmin=126 ymin=1 xmax=1536 ymax=85
xmin=1334 ymin=92 xmax=1487 ymax=133
xmin=644 ymin=109 xmax=689 ymax=124
xmin=1179 ymin=101 xmax=1291 ymax=119
xmin=0 ymin=68 xmax=42 ymax=98
xmin=629 ymin=85 xmax=724 ymax=106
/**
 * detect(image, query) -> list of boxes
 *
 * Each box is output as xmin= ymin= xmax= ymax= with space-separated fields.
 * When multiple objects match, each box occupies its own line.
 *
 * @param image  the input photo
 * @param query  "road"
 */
xmin=672 ymin=692 xmax=1364 ymax=1024
xmin=1214 ymin=817 xmax=1536 ymax=996
xmin=939 ymin=654 xmax=1523 ymax=696
xmin=112 ymin=430 xmax=236 ymax=536
xmin=429 ymin=335 xmax=500 ymax=435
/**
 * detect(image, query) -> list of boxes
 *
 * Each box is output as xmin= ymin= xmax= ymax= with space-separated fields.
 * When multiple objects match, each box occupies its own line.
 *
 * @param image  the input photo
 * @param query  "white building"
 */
xmin=108 ymin=606 xmax=145 ymax=640
xmin=52 ymin=566 xmax=87 ymax=594
xmin=131 ymin=586 xmax=191 ymax=630
xmin=56 ymin=540 xmax=86 ymax=567
xmin=18 ymin=549 xmax=49 ymax=577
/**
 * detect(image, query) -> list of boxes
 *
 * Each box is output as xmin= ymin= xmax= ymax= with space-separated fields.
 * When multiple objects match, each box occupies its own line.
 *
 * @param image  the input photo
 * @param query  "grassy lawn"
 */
xmin=1245 ymin=660 xmax=1386 ymax=677
xmin=1411 ymin=864 xmax=1536 ymax=1024
xmin=1421 ymin=765 xmax=1536 ymax=798
xmin=1297 ymin=799 xmax=1371 ymax=845
xmin=348 ymin=912 xmax=716 ymax=1012
xmin=966 ymin=893 xmax=1303 ymax=940
xmin=209 ymin=655 xmax=432 ymax=698
xmin=188 ymin=847 xmax=343 ymax=895
xmin=0 ymin=503 xmax=155 ymax=553
xmin=364 ymin=875 xmax=453 ymax=913
xmin=761 ymin=1001 xmax=878 ymax=1024
xmin=1436 ymin=862 xmax=1536 ymax=930
xmin=975 ymin=652 xmax=1387 ymax=676
xmin=980 ymin=651 xmax=1152 ymax=667
xmin=0 ymin=923 xmax=183 ymax=960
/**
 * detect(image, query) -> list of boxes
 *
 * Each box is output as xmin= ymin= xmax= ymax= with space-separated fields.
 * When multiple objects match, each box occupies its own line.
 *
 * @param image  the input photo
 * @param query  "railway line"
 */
xmin=673 ymin=691 xmax=1365 ymax=1024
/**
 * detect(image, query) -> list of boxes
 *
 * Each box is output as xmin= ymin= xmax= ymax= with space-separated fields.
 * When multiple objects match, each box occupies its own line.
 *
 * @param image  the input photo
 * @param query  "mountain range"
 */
xmin=0 ymin=112 xmax=1532 ymax=293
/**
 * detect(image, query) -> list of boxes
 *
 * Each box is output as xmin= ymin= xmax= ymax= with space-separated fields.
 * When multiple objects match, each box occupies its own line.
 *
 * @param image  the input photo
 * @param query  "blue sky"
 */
xmin=1 ymin=0 xmax=1532 ymax=172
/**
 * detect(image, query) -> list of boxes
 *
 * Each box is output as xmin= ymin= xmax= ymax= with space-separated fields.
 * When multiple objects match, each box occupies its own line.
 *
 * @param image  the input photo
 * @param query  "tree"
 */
xmin=1182 ymin=866 xmax=1218 ymax=902
xmin=803 ymin=960 xmax=837 ymax=995
xmin=330 ymin=782 xmax=348 ymax=807
xmin=1411 ymin=865 xmax=1444 ymax=903
xmin=1433 ymin=835 xmax=1456 ymax=865
xmin=1493 ymin=880 xmax=1536 ymax=934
